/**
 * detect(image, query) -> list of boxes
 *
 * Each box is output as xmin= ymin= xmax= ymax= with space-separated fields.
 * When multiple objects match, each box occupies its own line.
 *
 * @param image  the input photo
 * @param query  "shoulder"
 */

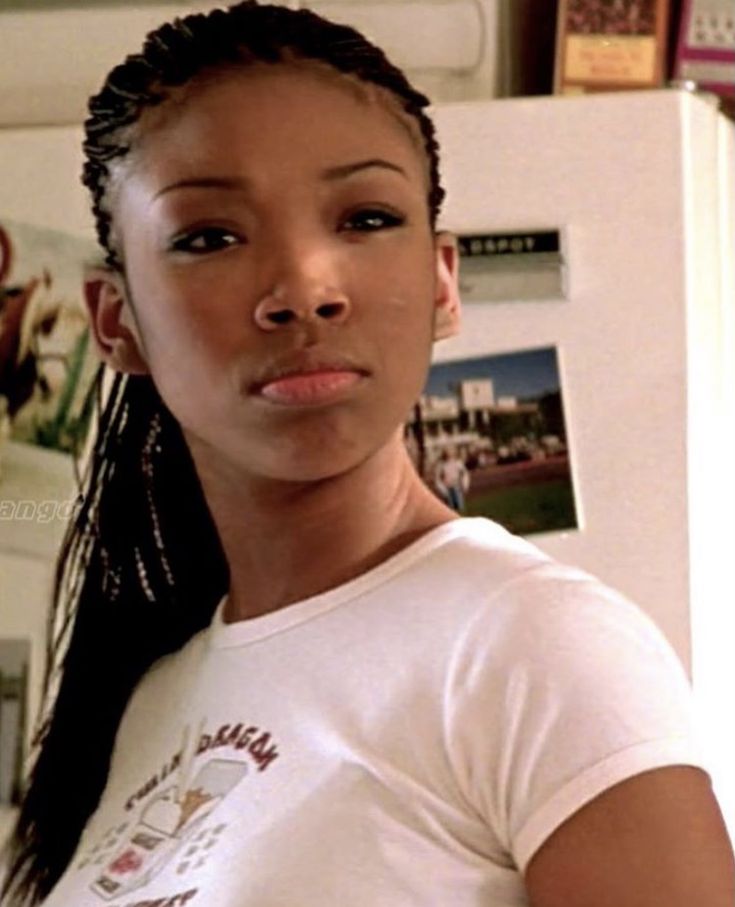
xmin=435 ymin=521 xmax=703 ymax=867
xmin=404 ymin=519 xmax=689 ymax=696
xmin=440 ymin=521 xmax=693 ymax=739
xmin=413 ymin=516 xmax=555 ymax=596
xmin=434 ymin=519 xmax=683 ymax=675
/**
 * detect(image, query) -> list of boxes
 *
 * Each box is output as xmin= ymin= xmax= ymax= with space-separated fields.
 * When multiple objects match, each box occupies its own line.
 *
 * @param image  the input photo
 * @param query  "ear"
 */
xmin=83 ymin=268 xmax=149 ymax=375
xmin=432 ymin=231 xmax=462 ymax=341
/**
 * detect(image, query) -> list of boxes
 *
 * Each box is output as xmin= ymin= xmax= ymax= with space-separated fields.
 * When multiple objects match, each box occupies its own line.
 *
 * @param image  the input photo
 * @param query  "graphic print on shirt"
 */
xmin=74 ymin=720 xmax=281 ymax=902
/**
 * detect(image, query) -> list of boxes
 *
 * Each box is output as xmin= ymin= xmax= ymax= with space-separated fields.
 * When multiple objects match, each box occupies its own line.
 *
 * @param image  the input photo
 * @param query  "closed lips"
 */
xmin=250 ymin=355 xmax=369 ymax=392
xmin=254 ymin=366 xmax=368 ymax=405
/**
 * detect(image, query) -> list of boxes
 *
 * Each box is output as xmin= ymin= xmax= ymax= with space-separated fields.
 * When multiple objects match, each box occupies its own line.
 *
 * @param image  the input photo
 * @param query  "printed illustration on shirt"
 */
xmin=73 ymin=720 xmax=280 ymax=902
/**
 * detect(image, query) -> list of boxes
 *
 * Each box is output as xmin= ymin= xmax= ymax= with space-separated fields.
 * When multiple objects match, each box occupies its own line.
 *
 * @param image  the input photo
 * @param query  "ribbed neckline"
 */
xmin=208 ymin=517 xmax=494 ymax=649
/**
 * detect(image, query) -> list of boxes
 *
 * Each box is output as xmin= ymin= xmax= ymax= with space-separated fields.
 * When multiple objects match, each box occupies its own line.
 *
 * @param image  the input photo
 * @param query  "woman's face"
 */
xmin=96 ymin=64 xmax=459 ymax=483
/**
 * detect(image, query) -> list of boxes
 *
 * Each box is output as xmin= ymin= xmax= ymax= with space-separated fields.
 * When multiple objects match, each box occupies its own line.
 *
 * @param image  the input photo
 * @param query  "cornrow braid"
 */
xmin=2 ymin=4 xmax=446 ymax=903
xmin=81 ymin=0 xmax=445 ymax=269
xmin=2 ymin=371 xmax=228 ymax=906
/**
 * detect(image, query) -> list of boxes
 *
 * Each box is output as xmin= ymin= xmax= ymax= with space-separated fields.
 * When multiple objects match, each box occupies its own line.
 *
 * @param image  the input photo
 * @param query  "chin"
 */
xmin=186 ymin=408 xmax=403 ymax=486
xmin=244 ymin=428 xmax=399 ymax=487
xmin=253 ymin=448 xmax=371 ymax=486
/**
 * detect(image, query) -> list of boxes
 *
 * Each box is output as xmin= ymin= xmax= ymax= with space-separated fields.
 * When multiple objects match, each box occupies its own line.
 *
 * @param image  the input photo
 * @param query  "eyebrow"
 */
xmin=321 ymin=158 xmax=408 ymax=181
xmin=153 ymin=158 xmax=408 ymax=200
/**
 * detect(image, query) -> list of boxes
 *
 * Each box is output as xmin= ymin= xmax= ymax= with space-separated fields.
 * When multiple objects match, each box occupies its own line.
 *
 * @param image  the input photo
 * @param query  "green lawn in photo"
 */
xmin=465 ymin=478 xmax=577 ymax=536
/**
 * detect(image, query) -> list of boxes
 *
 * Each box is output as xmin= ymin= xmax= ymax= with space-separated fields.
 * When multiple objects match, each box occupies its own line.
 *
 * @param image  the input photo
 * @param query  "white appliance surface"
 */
xmin=433 ymin=88 xmax=735 ymax=841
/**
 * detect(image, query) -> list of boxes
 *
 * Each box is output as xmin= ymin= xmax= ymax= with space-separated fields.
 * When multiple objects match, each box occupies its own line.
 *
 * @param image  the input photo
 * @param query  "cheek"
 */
xmin=362 ymin=239 xmax=435 ymax=312
xmin=370 ymin=300 xmax=435 ymax=406
xmin=126 ymin=259 xmax=241 ymax=361
xmin=368 ymin=266 xmax=436 ymax=349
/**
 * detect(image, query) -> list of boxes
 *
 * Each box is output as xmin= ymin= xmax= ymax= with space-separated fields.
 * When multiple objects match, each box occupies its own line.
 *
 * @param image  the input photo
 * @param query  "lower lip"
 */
xmin=257 ymin=370 xmax=363 ymax=405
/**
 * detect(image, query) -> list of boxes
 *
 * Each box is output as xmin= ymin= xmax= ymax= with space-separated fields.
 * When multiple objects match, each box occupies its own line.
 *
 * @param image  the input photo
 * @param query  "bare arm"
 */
xmin=525 ymin=765 xmax=735 ymax=907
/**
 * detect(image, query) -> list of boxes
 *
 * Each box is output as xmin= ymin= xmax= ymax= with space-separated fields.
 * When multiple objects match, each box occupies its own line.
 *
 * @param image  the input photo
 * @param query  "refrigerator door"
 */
xmin=433 ymin=88 xmax=735 ymax=840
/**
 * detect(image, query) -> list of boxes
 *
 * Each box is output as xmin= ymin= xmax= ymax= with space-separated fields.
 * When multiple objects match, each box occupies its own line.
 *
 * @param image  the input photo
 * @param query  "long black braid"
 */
xmin=1 ymin=368 xmax=229 ymax=906
xmin=1 ymin=3 xmax=446 ymax=903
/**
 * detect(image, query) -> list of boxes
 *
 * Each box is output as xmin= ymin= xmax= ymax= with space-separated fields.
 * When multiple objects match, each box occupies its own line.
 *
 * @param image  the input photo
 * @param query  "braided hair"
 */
xmin=1 ymin=3 xmax=446 ymax=903
xmin=83 ymin=2 xmax=445 ymax=270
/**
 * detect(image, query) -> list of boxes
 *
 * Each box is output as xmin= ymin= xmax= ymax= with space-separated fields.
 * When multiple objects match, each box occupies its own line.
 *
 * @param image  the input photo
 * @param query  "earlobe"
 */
xmin=84 ymin=268 xmax=149 ymax=375
xmin=432 ymin=232 xmax=462 ymax=341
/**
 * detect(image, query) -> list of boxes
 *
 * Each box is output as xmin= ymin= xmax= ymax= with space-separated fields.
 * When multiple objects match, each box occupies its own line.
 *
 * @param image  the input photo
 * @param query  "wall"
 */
xmin=0 ymin=0 xmax=518 ymax=127
xmin=0 ymin=125 xmax=87 ymax=846
xmin=0 ymin=126 xmax=89 ymax=234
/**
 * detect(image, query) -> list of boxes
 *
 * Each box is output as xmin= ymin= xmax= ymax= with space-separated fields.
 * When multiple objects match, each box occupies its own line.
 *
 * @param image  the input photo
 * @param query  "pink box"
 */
xmin=674 ymin=0 xmax=735 ymax=97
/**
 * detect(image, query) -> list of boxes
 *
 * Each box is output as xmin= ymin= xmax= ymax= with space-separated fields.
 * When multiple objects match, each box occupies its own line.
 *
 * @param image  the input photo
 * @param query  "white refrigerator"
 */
xmin=432 ymin=87 xmax=735 ymax=841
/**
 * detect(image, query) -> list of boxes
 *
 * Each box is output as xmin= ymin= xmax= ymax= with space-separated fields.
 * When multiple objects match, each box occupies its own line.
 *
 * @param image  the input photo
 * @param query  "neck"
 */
xmin=187 ymin=432 xmax=456 ymax=622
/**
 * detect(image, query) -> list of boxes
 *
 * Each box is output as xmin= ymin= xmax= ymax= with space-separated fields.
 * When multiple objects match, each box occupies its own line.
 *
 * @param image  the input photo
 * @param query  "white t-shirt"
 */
xmin=42 ymin=518 xmax=704 ymax=907
xmin=434 ymin=457 xmax=468 ymax=490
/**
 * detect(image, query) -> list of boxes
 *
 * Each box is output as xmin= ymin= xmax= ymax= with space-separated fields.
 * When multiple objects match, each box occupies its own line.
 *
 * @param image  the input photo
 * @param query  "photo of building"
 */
xmin=406 ymin=346 xmax=578 ymax=535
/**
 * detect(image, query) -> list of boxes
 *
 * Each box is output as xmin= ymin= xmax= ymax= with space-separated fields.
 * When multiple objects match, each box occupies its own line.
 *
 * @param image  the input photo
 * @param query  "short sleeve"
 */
xmin=443 ymin=565 xmax=706 ymax=872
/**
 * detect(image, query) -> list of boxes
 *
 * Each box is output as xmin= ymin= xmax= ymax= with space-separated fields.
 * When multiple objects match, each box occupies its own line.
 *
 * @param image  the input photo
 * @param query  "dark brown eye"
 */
xmin=341 ymin=209 xmax=405 ymax=232
xmin=170 ymin=227 xmax=242 ymax=254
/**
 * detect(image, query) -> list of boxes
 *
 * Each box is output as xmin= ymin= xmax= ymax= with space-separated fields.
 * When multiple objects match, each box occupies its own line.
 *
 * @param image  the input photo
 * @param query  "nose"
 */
xmin=252 ymin=244 xmax=352 ymax=331
xmin=253 ymin=286 xmax=351 ymax=330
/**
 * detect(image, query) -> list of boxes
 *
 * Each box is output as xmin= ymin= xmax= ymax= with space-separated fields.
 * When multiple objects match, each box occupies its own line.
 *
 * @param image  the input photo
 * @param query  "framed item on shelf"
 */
xmin=673 ymin=0 xmax=735 ymax=99
xmin=554 ymin=0 xmax=672 ymax=93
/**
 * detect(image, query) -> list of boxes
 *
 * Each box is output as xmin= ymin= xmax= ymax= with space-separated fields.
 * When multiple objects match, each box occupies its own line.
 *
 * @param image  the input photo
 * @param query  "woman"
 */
xmin=2 ymin=3 xmax=734 ymax=905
